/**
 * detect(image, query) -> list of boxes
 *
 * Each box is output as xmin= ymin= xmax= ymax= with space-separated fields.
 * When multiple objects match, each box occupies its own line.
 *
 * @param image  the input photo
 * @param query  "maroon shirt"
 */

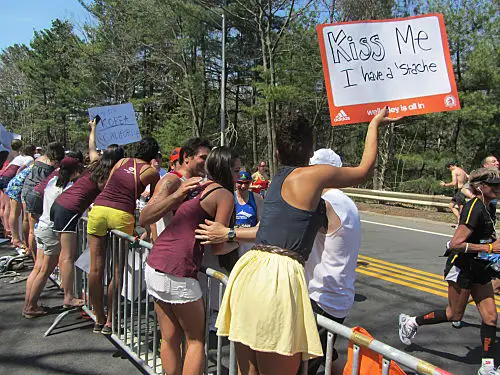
xmin=0 ymin=164 xmax=20 ymax=179
xmin=35 ymin=169 xmax=60 ymax=196
xmin=55 ymin=171 xmax=100 ymax=214
xmin=94 ymin=158 xmax=155 ymax=215
xmin=146 ymin=185 xmax=218 ymax=279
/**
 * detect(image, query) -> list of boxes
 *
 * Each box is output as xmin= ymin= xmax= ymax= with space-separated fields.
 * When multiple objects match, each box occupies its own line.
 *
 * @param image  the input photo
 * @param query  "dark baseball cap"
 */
xmin=238 ymin=171 xmax=252 ymax=182
xmin=59 ymin=156 xmax=83 ymax=171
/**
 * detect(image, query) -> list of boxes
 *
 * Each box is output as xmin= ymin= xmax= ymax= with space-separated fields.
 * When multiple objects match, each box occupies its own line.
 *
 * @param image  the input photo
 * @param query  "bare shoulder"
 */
xmin=289 ymin=164 xmax=336 ymax=183
xmin=203 ymin=183 xmax=232 ymax=200
xmin=153 ymin=173 xmax=180 ymax=194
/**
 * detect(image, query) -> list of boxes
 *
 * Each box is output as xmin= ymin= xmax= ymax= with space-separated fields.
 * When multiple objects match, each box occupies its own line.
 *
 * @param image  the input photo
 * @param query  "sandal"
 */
xmin=22 ymin=308 xmax=48 ymax=319
xmin=63 ymin=298 xmax=85 ymax=309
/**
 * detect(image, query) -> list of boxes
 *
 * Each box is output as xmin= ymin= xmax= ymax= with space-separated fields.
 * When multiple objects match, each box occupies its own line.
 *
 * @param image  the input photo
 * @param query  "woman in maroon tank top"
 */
xmin=49 ymin=120 xmax=124 ymax=308
xmin=88 ymin=137 xmax=160 ymax=334
xmin=144 ymin=147 xmax=239 ymax=375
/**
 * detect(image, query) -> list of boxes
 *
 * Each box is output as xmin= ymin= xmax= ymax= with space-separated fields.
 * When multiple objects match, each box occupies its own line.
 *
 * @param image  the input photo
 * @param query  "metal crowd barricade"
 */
xmin=313 ymin=315 xmax=453 ymax=375
xmin=45 ymin=217 xmax=237 ymax=375
xmin=45 ymin=217 xmax=453 ymax=375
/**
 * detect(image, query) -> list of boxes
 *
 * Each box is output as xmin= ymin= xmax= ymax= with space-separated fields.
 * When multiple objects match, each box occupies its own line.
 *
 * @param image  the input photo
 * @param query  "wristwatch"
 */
xmin=227 ymin=228 xmax=236 ymax=242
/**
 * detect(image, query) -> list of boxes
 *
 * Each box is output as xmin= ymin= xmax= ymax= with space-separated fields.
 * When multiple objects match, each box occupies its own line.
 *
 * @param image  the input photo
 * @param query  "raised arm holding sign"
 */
xmin=88 ymin=103 xmax=142 ymax=149
xmin=318 ymin=13 xmax=460 ymax=125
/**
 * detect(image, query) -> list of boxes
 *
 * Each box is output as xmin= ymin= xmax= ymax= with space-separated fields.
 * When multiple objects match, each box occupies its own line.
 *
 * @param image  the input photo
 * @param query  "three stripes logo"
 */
xmin=334 ymin=109 xmax=350 ymax=122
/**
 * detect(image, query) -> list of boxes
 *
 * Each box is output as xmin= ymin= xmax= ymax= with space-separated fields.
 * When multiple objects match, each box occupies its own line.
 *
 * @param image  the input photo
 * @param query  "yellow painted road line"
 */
xmin=357 ymin=268 xmax=450 ymax=299
xmin=357 ymin=268 xmax=500 ymax=313
xmin=357 ymin=255 xmax=500 ymax=308
xmin=357 ymin=264 xmax=448 ymax=292
xmin=358 ymin=254 xmax=444 ymax=280
xmin=357 ymin=260 xmax=448 ymax=289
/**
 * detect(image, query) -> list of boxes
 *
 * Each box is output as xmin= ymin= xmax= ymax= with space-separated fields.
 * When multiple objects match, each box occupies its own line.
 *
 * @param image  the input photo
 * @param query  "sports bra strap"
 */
xmin=200 ymin=185 xmax=225 ymax=201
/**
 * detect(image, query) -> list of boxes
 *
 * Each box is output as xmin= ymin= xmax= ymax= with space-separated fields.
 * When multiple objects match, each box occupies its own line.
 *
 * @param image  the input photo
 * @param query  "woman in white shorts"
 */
xmin=23 ymin=157 xmax=83 ymax=318
xmin=144 ymin=146 xmax=239 ymax=375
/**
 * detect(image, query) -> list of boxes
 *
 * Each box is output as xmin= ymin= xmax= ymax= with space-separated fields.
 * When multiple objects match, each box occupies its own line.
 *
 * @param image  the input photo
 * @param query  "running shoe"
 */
xmin=398 ymin=313 xmax=417 ymax=345
xmin=451 ymin=321 xmax=462 ymax=329
xmin=477 ymin=363 xmax=500 ymax=375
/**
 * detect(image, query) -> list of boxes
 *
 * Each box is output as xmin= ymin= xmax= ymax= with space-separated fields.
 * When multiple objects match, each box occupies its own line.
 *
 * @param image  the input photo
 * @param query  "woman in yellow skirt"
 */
xmin=207 ymin=108 xmax=400 ymax=374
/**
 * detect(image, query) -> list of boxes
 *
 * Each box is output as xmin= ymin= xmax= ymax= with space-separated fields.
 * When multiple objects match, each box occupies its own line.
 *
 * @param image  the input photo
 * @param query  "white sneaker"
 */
xmin=477 ymin=365 xmax=500 ymax=375
xmin=477 ymin=359 xmax=499 ymax=375
xmin=398 ymin=314 xmax=418 ymax=345
xmin=451 ymin=320 xmax=462 ymax=329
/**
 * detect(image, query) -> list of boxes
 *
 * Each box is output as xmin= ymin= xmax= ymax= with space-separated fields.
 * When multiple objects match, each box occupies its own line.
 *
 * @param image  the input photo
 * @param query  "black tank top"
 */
xmin=255 ymin=166 xmax=326 ymax=260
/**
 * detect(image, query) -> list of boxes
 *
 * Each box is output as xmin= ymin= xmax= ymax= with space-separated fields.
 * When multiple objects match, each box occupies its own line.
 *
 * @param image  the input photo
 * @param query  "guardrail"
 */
xmin=341 ymin=188 xmax=451 ymax=208
xmin=44 ymin=217 xmax=454 ymax=375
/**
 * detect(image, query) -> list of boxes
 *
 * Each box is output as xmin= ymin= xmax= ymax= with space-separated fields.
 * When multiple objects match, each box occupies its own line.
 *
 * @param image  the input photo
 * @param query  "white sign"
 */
xmin=88 ymin=103 xmax=142 ymax=149
xmin=317 ymin=14 xmax=460 ymax=125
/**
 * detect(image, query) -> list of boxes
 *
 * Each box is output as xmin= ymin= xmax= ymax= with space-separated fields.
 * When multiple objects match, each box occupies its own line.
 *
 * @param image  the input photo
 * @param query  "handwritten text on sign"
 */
xmin=88 ymin=103 xmax=142 ymax=149
xmin=318 ymin=14 xmax=460 ymax=125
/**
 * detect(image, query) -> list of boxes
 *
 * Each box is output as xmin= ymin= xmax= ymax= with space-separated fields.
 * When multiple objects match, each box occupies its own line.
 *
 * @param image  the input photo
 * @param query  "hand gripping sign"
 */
xmin=317 ymin=14 xmax=460 ymax=126
xmin=88 ymin=103 xmax=142 ymax=149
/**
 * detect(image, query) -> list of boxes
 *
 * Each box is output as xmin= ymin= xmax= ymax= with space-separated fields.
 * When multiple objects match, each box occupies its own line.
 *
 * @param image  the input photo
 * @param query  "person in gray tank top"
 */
xmin=197 ymin=107 xmax=401 ymax=374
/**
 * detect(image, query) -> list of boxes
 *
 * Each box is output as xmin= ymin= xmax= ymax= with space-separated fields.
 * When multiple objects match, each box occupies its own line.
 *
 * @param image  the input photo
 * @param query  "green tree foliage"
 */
xmin=0 ymin=0 xmax=497 ymax=193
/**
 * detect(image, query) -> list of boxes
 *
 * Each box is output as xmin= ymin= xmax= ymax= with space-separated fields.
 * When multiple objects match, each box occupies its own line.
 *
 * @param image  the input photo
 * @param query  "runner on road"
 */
xmin=399 ymin=168 xmax=500 ymax=375
xmin=251 ymin=161 xmax=269 ymax=196
xmin=440 ymin=161 xmax=469 ymax=222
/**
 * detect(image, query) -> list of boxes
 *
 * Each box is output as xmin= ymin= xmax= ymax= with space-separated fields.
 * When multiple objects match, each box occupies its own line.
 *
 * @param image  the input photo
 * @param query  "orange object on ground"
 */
xmin=343 ymin=326 xmax=407 ymax=375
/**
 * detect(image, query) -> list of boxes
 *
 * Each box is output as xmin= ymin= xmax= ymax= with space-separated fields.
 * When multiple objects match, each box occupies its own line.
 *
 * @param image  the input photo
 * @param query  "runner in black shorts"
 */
xmin=451 ymin=188 xmax=467 ymax=207
xmin=399 ymin=168 xmax=500 ymax=375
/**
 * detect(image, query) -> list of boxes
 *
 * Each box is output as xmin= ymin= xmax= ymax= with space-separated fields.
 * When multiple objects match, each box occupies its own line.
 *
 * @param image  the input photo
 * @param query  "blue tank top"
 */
xmin=234 ymin=191 xmax=258 ymax=228
xmin=255 ymin=166 xmax=326 ymax=260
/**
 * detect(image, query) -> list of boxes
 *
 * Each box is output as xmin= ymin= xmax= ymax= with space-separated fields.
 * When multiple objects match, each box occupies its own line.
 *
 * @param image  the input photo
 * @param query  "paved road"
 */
xmin=334 ymin=211 xmax=499 ymax=375
xmin=0 ymin=243 xmax=141 ymax=375
xmin=1 ymin=211 xmax=498 ymax=375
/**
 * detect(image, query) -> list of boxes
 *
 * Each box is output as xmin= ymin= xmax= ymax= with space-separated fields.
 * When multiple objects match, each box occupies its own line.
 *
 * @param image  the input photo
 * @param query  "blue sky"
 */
xmin=0 ymin=0 xmax=91 ymax=51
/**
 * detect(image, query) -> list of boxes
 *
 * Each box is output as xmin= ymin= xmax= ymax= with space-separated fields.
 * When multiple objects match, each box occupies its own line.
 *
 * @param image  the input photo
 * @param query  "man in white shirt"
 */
xmin=306 ymin=148 xmax=361 ymax=375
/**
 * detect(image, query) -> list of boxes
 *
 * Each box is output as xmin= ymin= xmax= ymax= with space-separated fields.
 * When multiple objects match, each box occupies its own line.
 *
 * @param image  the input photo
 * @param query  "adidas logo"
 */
xmin=333 ymin=109 xmax=350 ymax=122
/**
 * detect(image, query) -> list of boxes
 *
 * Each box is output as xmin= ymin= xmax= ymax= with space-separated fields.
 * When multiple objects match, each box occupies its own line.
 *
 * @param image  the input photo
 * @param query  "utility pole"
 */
xmin=220 ymin=9 xmax=226 ymax=146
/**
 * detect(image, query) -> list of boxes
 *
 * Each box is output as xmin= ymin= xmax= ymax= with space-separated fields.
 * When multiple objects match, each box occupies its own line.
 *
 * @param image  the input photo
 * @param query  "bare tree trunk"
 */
xmin=372 ymin=155 xmax=379 ymax=189
xmin=251 ymin=86 xmax=258 ymax=167
xmin=258 ymin=8 xmax=274 ymax=174
xmin=377 ymin=124 xmax=394 ymax=190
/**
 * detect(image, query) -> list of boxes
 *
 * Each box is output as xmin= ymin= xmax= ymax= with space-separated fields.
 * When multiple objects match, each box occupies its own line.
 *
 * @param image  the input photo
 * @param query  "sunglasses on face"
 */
xmin=237 ymin=181 xmax=251 ymax=185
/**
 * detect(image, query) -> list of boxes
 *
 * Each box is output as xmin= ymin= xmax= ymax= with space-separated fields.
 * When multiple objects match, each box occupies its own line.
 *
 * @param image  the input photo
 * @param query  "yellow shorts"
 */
xmin=87 ymin=205 xmax=135 ymax=237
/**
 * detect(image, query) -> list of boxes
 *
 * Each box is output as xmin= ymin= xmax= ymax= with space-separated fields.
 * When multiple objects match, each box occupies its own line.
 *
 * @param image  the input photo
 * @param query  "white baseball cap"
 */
xmin=309 ymin=148 xmax=342 ymax=167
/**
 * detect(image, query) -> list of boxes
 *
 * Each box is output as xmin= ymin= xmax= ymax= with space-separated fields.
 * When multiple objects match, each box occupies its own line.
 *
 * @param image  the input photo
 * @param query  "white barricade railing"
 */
xmin=315 ymin=315 xmax=454 ymax=375
xmin=45 ymin=217 xmax=454 ymax=375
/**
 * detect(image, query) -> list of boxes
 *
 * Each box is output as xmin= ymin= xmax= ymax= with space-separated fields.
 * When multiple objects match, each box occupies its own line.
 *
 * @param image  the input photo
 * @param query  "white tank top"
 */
xmin=9 ymin=154 xmax=33 ymax=167
xmin=305 ymin=189 xmax=361 ymax=319
xmin=38 ymin=176 xmax=73 ymax=229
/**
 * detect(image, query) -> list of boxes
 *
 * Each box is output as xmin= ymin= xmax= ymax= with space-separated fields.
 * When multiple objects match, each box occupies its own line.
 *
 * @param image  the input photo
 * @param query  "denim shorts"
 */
xmin=144 ymin=264 xmax=202 ymax=304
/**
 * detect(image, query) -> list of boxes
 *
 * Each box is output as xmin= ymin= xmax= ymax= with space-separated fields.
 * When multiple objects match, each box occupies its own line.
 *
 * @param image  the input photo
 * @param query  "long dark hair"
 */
xmin=205 ymin=147 xmax=239 ymax=192
xmin=56 ymin=162 xmax=84 ymax=189
xmin=88 ymin=145 xmax=125 ymax=185
xmin=0 ymin=151 xmax=8 ymax=166
xmin=135 ymin=137 xmax=159 ymax=162
xmin=207 ymin=147 xmax=240 ymax=273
